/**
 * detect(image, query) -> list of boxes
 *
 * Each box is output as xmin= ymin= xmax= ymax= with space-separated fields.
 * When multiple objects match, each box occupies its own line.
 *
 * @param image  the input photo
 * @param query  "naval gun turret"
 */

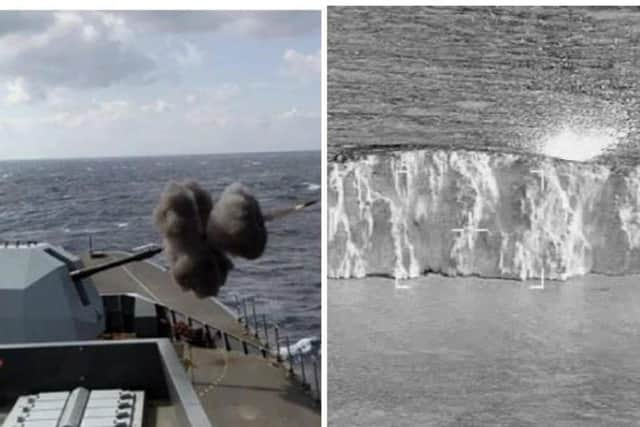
xmin=0 ymin=242 xmax=160 ymax=344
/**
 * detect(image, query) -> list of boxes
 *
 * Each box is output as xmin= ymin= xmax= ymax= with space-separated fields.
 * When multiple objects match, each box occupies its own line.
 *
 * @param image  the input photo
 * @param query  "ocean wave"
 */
xmin=278 ymin=336 xmax=320 ymax=359
xmin=303 ymin=182 xmax=321 ymax=192
xmin=329 ymin=148 xmax=640 ymax=280
xmin=64 ymin=227 xmax=112 ymax=235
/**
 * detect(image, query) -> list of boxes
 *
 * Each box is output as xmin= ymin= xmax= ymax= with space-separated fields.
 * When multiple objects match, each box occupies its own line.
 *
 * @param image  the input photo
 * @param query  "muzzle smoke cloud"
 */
xmin=153 ymin=180 xmax=232 ymax=298
xmin=153 ymin=180 xmax=289 ymax=298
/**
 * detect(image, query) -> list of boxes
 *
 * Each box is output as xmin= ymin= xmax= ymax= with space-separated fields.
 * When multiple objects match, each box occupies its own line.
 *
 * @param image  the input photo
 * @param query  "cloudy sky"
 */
xmin=0 ymin=11 xmax=320 ymax=160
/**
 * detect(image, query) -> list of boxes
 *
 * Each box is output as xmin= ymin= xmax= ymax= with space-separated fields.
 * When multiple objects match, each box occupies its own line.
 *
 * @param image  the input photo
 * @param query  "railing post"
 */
xmin=205 ymin=325 xmax=214 ymax=348
xmin=275 ymin=327 xmax=281 ymax=362
xmin=313 ymin=359 xmax=320 ymax=401
xmin=223 ymin=332 xmax=231 ymax=351
xmin=242 ymin=298 xmax=249 ymax=329
xmin=170 ymin=310 xmax=179 ymax=340
xmin=251 ymin=298 xmax=259 ymax=338
xmin=234 ymin=295 xmax=242 ymax=321
xmin=300 ymin=354 xmax=307 ymax=387
xmin=286 ymin=336 xmax=293 ymax=374
xmin=242 ymin=340 xmax=248 ymax=355
xmin=262 ymin=314 xmax=269 ymax=348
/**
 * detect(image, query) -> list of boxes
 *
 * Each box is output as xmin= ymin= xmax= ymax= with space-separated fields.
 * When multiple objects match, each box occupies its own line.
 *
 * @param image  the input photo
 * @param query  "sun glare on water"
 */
xmin=540 ymin=126 xmax=621 ymax=162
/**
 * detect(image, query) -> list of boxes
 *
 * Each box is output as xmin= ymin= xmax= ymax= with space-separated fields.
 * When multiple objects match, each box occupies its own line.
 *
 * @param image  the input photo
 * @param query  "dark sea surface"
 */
xmin=329 ymin=276 xmax=640 ymax=426
xmin=0 ymin=151 xmax=320 ymax=342
xmin=328 ymin=6 xmax=640 ymax=162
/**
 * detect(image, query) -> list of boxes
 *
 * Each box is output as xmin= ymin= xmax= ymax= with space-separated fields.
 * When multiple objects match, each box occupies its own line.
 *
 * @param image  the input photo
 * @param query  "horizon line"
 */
xmin=0 ymin=147 xmax=320 ymax=162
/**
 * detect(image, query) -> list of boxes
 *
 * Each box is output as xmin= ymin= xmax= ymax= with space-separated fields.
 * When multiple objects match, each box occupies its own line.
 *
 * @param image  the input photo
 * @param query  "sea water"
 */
xmin=329 ymin=7 xmax=640 ymax=163
xmin=328 ymin=275 xmax=640 ymax=426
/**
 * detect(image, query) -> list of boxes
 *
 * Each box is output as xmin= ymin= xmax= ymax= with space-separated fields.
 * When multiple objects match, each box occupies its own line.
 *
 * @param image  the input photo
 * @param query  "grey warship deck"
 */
xmin=187 ymin=347 xmax=319 ymax=427
xmin=80 ymin=251 xmax=320 ymax=426
xmin=81 ymin=251 xmax=254 ymax=342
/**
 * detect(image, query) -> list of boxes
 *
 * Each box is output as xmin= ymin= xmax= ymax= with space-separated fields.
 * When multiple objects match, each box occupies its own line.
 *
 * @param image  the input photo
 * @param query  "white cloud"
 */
xmin=99 ymin=12 xmax=133 ymax=43
xmin=99 ymin=100 xmax=129 ymax=120
xmin=185 ymin=106 xmax=231 ymax=128
xmin=5 ymin=76 xmax=31 ymax=104
xmin=0 ymin=12 xmax=154 ymax=94
xmin=213 ymin=83 xmax=241 ymax=101
xmin=173 ymin=41 xmax=204 ymax=67
xmin=0 ymin=11 xmax=319 ymax=106
xmin=283 ymin=49 xmax=320 ymax=81
xmin=141 ymin=99 xmax=171 ymax=113
xmin=0 ymin=11 xmax=320 ymax=158
xmin=81 ymin=24 xmax=99 ymax=42
xmin=182 ymin=84 xmax=240 ymax=107
xmin=43 ymin=99 xmax=131 ymax=128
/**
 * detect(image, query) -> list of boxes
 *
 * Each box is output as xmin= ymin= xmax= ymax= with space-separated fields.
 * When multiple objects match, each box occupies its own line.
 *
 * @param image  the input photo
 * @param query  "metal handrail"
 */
xmin=102 ymin=293 xmax=320 ymax=402
xmin=227 ymin=295 xmax=321 ymax=401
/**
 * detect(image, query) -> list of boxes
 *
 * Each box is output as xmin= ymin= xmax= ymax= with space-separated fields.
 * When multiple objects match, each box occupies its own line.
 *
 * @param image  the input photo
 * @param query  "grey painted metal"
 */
xmin=233 ymin=295 xmax=242 ymax=321
xmin=275 ymin=326 xmax=281 ymax=361
xmin=156 ymin=339 xmax=212 ymax=427
xmin=241 ymin=299 xmax=249 ymax=328
xmin=313 ymin=359 xmax=320 ymax=401
xmin=251 ymin=298 xmax=259 ymax=338
xmin=84 ymin=250 xmax=320 ymax=406
xmin=223 ymin=333 xmax=231 ymax=351
xmin=300 ymin=354 xmax=307 ymax=386
xmin=70 ymin=247 xmax=162 ymax=280
xmin=204 ymin=325 xmax=213 ymax=348
xmin=262 ymin=314 xmax=269 ymax=348
xmin=286 ymin=336 xmax=293 ymax=374
xmin=0 ymin=244 xmax=105 ymax=344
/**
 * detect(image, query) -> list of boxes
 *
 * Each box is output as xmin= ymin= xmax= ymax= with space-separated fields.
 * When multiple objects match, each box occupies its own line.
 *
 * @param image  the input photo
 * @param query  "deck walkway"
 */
xmin=80 ymin=251 xmax=320 ymax=426
xmin=188 ymin=346 xmax=319 ymax=427
xmin=81 ymin=252 xmax=255 ymax=342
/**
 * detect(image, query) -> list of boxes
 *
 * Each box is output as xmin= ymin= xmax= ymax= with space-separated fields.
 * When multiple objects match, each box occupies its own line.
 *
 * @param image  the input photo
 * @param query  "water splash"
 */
xmin=539 ymin=125 xmax=623 ymax=162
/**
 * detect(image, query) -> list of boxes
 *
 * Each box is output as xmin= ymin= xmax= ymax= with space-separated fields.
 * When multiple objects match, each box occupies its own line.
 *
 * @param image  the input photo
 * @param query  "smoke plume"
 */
xmin=153 ymin=181 xmax=232 ymax=298
xmin=154 ymin=179 xmax=315 ymax=298
xmin=207 ymin=182 xmax=267 ymax=260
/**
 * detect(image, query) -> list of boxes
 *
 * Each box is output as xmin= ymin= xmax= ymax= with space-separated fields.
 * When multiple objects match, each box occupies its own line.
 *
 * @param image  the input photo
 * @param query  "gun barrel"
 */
xmin=264 ymin=199 xmax=318 ymax=222
xmin=70 ymin=246 xmax=162 ymax=280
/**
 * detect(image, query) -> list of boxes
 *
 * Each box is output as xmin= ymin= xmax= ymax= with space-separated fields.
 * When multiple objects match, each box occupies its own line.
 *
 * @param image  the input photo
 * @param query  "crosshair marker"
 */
xmin=451 ymin=212 xmax=490 ymax=248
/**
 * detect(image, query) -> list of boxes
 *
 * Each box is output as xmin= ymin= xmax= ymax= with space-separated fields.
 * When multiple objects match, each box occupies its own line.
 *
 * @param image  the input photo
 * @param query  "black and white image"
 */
xmin=328 ymin=6 xmax=640 ymax=426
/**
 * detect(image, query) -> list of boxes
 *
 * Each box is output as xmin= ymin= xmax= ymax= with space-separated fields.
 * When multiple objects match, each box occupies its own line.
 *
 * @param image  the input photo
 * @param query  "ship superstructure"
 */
xmin=0 ymin=242 xmax=320 ymax=427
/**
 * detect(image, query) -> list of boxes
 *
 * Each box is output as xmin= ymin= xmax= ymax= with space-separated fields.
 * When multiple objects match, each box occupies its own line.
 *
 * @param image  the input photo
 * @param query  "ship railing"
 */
xmin=227 ymin=295 xmax=321 ymax=401
xmin=101 ymin=293 xmax=320 ymax=403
